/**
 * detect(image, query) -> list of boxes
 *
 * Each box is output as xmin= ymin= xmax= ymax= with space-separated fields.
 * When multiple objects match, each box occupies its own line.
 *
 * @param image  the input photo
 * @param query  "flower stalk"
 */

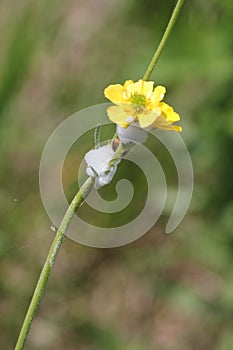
xmin=14 ymin=0 xmax=184 ymax=348
xmin=143 ymin=0 xmax=184 ymax=81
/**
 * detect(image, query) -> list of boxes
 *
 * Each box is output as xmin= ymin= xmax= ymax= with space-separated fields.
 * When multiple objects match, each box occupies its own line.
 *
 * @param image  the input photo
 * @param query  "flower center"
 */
xmin=130 ymin=93 xmax=146 ymax=107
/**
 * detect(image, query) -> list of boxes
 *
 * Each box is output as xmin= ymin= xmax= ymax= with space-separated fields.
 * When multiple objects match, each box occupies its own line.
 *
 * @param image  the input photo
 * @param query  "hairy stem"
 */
xmin=14 ymin=177 xmax=94 ymax=350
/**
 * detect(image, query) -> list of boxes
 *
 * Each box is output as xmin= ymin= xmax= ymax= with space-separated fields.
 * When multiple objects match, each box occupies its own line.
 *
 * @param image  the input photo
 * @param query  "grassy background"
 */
xmin=1 ymin=0 xmax=233 ymax=349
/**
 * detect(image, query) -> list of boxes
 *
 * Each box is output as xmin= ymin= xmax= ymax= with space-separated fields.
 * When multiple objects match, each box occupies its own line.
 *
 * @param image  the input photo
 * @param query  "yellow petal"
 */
xmin=106 ymin=105 xmax=131 ymax=127
xmin=150 ymin=86 xmax=166 ymax=106
xmin=153 ymin=115 xmax=182 ymax=132
xmin=126 ymin=80 xmax=142 ymax=96
xmin=141 ymin=80 xmax=154 ymax=98
xmin=125 ymin=79 xmax=153 ymax=97
xmin=138 ymin=108 xmax=161 ymax=128
xmin=123 ymin=80 xmax=134 ymax=88
xmin=172 ymin=125 xmax=182 ymax=132
xmin=159 ymin=102 xmax=180 ymax=122
xmin=104 ymin=84 xmax=125 ymax=103
xmin=122 ymin=80 xmax=135 ymax=99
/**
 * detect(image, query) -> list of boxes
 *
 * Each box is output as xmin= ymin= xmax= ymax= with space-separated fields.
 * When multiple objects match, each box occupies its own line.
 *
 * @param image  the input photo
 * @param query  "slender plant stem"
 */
xmin=14 ymin=1 xmax=185 ymax=348
xmin=143 ymin=0 xmax=184 ymax=80
xmin=14 ymin=177 xmax=94 ymax=350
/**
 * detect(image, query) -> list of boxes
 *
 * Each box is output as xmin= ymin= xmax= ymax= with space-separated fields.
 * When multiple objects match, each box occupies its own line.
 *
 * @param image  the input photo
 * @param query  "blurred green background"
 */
xmin=1 ymin=0 xmax=233 ymax=349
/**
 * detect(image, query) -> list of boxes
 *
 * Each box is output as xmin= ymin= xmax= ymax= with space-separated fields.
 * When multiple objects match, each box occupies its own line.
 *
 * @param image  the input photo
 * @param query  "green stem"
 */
xmin=14 ymin=177 xmax=94 ymax=350
xmin=15 ymin=1 xmax=185 ymax=347
xmin=143 ymin=0 xmax=184 ymax=80
xmin=108 ymin=141 xmax=125 ymax=166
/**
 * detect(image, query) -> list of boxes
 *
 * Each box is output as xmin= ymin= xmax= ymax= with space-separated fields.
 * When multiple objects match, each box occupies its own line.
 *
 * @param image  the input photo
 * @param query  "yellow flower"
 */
xmin=104 ymin=79 xmax=182 ymax=131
